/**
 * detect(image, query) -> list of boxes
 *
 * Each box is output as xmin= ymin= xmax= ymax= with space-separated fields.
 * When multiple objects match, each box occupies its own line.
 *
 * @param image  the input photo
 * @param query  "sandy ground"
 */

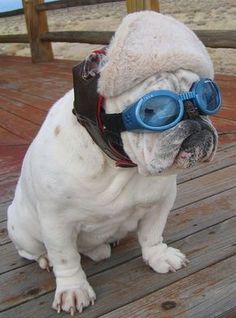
xmin=0 ymin=0 xmax=235 ymax=75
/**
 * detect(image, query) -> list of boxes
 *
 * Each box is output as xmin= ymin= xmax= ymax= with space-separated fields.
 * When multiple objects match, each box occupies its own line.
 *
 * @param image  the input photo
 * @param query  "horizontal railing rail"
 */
xmin=0 ymin=8 xmax=24 ymax=18
xmin=0 ymin=34 xmax=29 ymax=43
xmin=40 ymin=31 xmax=114 ymax=44
xmin=1 ymin=30 xmax=235 ymax=49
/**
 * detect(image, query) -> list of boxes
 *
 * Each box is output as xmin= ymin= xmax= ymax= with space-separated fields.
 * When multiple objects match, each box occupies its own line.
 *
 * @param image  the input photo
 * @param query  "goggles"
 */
xmin=102 ymin=78 xmax=222 ymax=133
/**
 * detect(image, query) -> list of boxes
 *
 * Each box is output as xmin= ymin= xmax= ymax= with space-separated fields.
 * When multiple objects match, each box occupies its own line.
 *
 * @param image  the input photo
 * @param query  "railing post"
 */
xmin=22 ymin=0 xmax=53 ymax=63
xmin=126 ymin=0 xmax=160 ymax=13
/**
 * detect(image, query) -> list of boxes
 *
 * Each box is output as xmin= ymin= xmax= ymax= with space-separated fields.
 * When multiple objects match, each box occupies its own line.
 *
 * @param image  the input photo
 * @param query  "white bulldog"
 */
xmin=7 ymin=12 xmax=218 ymax=315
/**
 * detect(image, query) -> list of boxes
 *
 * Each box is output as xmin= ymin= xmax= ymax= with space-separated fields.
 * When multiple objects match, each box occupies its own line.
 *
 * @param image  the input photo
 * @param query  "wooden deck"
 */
xmin=0 ymin=55 xmax=236 ymax=318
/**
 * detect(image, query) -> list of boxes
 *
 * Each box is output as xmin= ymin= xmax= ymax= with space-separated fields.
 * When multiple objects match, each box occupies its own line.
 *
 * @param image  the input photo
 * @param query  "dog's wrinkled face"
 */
xmin=105 ymin=69 xmax=218 ymax=175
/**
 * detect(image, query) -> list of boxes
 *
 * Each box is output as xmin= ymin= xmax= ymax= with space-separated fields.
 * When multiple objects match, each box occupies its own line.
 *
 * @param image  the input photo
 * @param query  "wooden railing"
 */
xmin=0 ymin=0 xmax=235 ymax=63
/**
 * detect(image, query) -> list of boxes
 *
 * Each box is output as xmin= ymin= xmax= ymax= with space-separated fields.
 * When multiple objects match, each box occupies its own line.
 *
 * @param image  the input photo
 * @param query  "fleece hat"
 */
xmin=98 ymin=11 xmax=214 ymax=97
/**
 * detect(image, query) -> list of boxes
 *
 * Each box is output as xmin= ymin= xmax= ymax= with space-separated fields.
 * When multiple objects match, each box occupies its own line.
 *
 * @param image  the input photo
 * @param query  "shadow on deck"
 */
xmin=0 ymin=56 xmax=236 ymax=318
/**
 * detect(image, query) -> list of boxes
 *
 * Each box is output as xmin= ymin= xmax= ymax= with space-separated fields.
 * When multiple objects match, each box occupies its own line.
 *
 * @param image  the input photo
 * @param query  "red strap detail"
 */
xmin=116 ymin=159 xmax=137 ymax=168
xmin=94 ymin=48 xmax=136 ymax=168
xmin=97 ymin=95 xmax=105 ymax=131
xmin=93 ymin=48 xmax=107 ymax=55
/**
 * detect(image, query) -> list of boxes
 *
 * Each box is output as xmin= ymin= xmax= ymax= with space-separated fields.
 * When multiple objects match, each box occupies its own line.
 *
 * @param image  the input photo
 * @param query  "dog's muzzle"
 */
xmin=174 ymin=118 xmax=217 ymax=168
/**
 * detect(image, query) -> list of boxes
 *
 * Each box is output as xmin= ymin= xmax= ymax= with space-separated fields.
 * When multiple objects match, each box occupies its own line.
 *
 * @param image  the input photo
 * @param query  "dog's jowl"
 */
xmin=7 ymin=11 xmax=221 ymax=315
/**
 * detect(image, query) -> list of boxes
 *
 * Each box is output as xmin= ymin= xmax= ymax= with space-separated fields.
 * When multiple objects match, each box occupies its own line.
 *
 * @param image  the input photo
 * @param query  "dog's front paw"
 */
xmin=52 ymin=282 xmax=96 ymax=315
xmin=143 ymin=243 xmax=189 ymax=274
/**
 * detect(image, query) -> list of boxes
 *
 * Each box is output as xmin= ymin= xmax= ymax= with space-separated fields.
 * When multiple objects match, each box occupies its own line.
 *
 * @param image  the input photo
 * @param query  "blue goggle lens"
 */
xmin=196 ymin=80 xmax=221 ymax=113
xmin=140 ymin=96 xmax=180 ymax=127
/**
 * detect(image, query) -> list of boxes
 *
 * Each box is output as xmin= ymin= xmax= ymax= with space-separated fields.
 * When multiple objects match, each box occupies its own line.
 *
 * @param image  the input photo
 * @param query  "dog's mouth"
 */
xmin=174 ymin=119 xmax=217 ymax=169
xmin=122 ymin=118 xmax=218 ymax=176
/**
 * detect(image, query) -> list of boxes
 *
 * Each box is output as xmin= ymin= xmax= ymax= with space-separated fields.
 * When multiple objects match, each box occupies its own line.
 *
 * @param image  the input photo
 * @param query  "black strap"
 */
xmin=100 ymin=111 xmax=126 ymax=134
xmin=72 ymin=59 xmax=136 ymax=167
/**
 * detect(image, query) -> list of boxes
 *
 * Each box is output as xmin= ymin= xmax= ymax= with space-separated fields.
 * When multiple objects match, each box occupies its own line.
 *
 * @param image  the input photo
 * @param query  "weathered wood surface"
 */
xmin=23 ymin=0 xmax=53 ymax=62
xmin=40 ymin=31 xmax=114 ymax=44
xmin=100 ymin=255 xmax=236 ymax=318
xmin=194 ymin=29 xmax=236 ymax=49
xmin=126 ymin=0 xmax=160 ymax=13
xmin=1 ymin=29 xmax=236 ymax=49
xmin=0 ymin=56 xmax=236 ymax=317
xmin=39 ymin=29 xmax=236 ymax=49
xmin=1 ymin=218 xmax=235 ymax=316
xmin=0 ymin=34 xmax=29 ymax=43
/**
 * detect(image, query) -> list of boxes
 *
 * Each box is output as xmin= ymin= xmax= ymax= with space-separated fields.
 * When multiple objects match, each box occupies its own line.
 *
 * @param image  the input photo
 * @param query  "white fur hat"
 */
xmin=98 ymin=11 xmax=214 ymax=97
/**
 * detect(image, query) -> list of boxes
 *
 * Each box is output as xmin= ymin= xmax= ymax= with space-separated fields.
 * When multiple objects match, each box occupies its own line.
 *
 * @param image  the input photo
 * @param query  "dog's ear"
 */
xmin=83 ymin=50 xmax=108 ymax=80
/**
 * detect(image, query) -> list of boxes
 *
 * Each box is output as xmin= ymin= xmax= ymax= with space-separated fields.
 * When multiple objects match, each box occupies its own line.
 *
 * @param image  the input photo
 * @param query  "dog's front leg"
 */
xmin=41 ymin=217 xmax=96 ymax=315
xmin=138 ymin=182 xmax=189 ymax=273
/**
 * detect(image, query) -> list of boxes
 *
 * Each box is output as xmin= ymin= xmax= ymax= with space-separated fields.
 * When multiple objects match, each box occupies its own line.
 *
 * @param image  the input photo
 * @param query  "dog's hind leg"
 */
xmin=7 ymin=202 xmax=46 ymax=263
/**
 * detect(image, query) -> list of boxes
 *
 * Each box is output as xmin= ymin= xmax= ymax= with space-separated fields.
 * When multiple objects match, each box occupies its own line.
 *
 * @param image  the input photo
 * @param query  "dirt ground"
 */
xmin=0 ymin=0 xmax=235 ymax=75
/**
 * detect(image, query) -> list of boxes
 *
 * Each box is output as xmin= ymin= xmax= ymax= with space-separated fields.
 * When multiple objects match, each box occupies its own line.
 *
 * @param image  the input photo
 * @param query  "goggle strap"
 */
xmin=101 ymin=111 xmax=127 ymax=134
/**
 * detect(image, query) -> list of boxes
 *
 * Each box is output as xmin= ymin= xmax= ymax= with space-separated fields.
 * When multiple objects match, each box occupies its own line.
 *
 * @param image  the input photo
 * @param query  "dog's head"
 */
xmin=97 ymin=11 xmax=218 ymax=175
xmin=104 ymin=70 xmax=218 ymax=175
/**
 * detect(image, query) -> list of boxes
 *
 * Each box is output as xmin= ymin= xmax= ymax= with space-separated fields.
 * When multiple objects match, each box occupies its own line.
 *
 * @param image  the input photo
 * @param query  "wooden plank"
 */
xmin=0 ymin=243 xmax=32 ymax=275
xmin=0 ymin=56 xmax=75 ymax=76
xmin=0 ymin=88 xmax=52 ymax=111
xmin=0 ymin=109 xmax=39 ymax=142
xmin=175 ymin=164 xmax=236 ymax=209
xmin=145 ymin=0 xmax=160 ymax=11
xmin=136 ymin=0 xmax=145 ymax=12
xmin=0 ymin=262 xmax=55 ymax=313
xmin=0 ymin=174 xmax=18 ymax=205
xmin=0 ymin=96 xmax=46 ymax=126
xmin=0 ymin=221 xmax=8 ymax=246
xmin=0 ymin=126 xmax=28 ymax=146
xmin=0 ymin=34 xmax=29 ymax=44
xmin=23 ymin=0 xmax=53 ymax=62
xmin=100 ymin=255 xmax=236 ymax=318
xmin=126 ymin=0 xmax=160 ymax=13
xmin=41 ymin=31 xmax=114 ymax=44
xmin=0 ymin=67 xmax=72 ymax=100
xmin=0 ymin=217 xmax=235 ymax=315
xmin=215 ymin=106 xmax=236 ymax=121
xmin=39 ymin=30 xmax=236 ymax=49
xmin=212 ymin=117 xmax=236 ymax=133
xmin=1 ymin=185 xmax=236 ymax=275
xmin=0 ymin=201 xmax=11 ymax=223
xmin=194 ymin=30 xmax=236 ymax=49
xmin=165 ymin=186 xmax=236 ymax=243
xmin=219 ymin=308 xmax=236 ymax=318
xmin=218 ymin=133 xmax=236 ymax=145
xmin=0 ymin=55 xmax=75 ymax=71
xmin=0 ymin=145 xmax=27 ymax=176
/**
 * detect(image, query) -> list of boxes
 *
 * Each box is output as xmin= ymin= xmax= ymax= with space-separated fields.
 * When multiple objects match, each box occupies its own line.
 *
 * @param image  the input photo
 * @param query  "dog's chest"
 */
xmin=76 ymin=172 xmax=175 ymax=233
